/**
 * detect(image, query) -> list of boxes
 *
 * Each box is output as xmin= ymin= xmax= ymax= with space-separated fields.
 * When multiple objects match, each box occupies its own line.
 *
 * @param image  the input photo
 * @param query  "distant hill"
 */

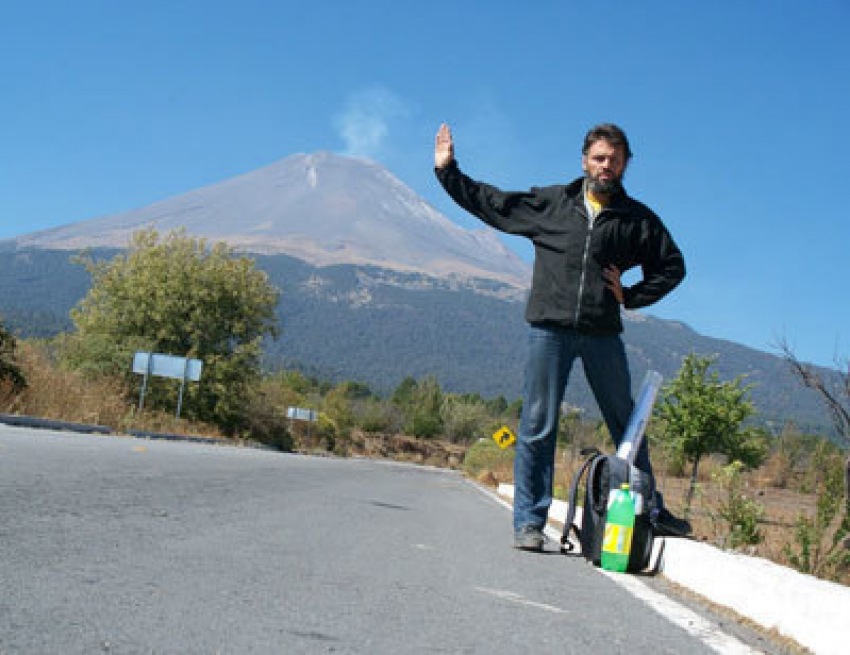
xmin=0 ymin=248 xmax=835 ymax=436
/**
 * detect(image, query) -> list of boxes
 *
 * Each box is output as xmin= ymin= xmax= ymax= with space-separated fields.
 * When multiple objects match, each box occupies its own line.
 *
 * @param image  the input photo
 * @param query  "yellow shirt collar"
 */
xmin=585 ymin=189 xmax=606 ymax=213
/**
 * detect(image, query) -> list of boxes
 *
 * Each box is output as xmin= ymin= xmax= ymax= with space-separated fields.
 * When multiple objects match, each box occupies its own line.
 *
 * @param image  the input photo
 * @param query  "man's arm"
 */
xmin=621 ymin=220 xmax=686 ymax=310
xmin=433 ymin=123 xmax=549 ymax=238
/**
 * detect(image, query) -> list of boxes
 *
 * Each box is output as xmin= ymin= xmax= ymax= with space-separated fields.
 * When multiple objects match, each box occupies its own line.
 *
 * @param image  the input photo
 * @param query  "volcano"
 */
xmin=13 ymin=152 xmax=531 ymax=288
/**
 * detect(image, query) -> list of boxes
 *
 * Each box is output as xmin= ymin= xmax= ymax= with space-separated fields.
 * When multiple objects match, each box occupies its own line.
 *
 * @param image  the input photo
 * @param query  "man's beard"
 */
xmin=586 ymin=173 xmax=623 ymax=196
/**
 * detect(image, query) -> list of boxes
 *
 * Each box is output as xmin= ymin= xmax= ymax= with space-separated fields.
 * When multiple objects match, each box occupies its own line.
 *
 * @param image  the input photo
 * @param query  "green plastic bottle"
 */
xmin=601 ymin=483 xmax=635 ymax=573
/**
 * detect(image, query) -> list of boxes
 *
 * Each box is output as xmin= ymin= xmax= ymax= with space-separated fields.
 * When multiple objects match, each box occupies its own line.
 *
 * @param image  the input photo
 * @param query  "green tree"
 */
xmin=276 ymin=369 xmax=317 ymax=398
xmin=334 ymin=380 xmax=372 ymax=401
xmin=355 ymin=397 xmax=394 ymax=434
xmin=441 ymin=394 xmax=496 ymax=443
xmin=66 ymin=229 xmax=279 ymax=432
xmin=321 ymin=384 xmax=357 ymax=443
xmin=506 ymin=397 xmax=523 ymax=420
xmin=408 ymin=375 xmax=444 ymax=438
xmin=0 ymin=317 xmax=26 ymax=391
xmin=655 ymin=354 xmax=767 ymax=512
xmin=392 ymin=376 xmax=418 ymax=407
xmin=486 ymin=395 xmax=509 ymax=417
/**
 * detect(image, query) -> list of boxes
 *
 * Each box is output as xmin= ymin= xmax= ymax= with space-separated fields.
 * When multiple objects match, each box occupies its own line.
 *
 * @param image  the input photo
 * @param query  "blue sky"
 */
xmin=2 ymin=1 xmax=848 ymax=368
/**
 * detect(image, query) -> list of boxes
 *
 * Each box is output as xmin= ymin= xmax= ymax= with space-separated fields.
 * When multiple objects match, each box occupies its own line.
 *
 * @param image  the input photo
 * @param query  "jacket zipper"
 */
xmin=573 ymin=212 xmax=595 ymax=326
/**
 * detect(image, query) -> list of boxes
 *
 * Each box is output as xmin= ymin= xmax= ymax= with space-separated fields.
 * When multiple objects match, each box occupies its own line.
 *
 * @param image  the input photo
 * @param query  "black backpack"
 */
xmin=560 ymin=448 xmax=658 ymax=573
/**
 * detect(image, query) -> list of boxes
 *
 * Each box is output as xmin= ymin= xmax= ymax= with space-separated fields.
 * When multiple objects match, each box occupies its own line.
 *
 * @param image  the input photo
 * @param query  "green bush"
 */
xmin=441 ymin=397 xmax=498 ymax=443
xmin=783 ymin=447 xmax=850 ymax=580
xmin=710 ymin=460 xmax=764 ymax=549
xmin=463 ymin=438 xmax=514 ymax=479
xmin=241 ymin=385 xmax=293 ymax=451
xmin=355 ymin=398 xmax=395 ymax=433
xmin=0 ymin=318 xmax=26 ymax=391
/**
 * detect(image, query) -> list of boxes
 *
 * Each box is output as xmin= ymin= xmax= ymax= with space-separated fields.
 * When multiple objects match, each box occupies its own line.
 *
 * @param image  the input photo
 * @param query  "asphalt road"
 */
xmin=1 ymin=426 xmax=727 ymax=654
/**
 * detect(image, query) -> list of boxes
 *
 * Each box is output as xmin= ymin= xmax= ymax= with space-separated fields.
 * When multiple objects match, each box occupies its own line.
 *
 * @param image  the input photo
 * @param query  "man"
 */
xmin=434 ymin=122 xmax=689 ymax=551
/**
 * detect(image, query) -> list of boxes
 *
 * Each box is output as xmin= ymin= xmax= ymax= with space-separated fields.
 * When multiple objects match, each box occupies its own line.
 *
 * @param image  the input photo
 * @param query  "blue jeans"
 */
xmin=513 ymin=323 xmax=654 ymax=532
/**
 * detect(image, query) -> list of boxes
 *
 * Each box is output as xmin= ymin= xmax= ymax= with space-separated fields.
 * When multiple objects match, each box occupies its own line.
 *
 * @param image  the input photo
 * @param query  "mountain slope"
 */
xmin=12 ymin=152 xmax=531 ymax=289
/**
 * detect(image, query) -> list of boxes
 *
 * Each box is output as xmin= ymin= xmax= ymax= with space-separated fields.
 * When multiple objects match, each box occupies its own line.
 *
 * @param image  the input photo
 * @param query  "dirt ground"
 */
xmin=653 ymin=472 xmax=814 ymax=562
xmin=295 ymin=428 xmax=467 ymax=470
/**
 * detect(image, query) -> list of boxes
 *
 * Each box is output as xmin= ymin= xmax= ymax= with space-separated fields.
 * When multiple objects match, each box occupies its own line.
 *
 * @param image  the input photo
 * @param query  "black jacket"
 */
xmin=435 ymin=161 xmax=685 ymax=334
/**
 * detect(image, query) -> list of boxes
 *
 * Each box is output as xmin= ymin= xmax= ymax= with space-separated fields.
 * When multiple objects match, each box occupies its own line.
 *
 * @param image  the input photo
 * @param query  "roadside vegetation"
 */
xmin=0 ymin=229 xmax=847 ymax=586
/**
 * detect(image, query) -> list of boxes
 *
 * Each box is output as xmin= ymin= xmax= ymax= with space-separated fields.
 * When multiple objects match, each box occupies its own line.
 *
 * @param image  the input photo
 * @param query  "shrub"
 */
xmin=1 ymin=341 xmax=128 ymax=426
xmin=241 ymin=386 xmax=293 ymax=451
xmin=355 ymin=398 xmax=395 ymax=434
xmin=0 ymin=318 xmax=26 ymax=391
xmin=711 ymin=460 xmax=764 ymax=549
xmin=463 ymin=438 xmax=514 ymax=481
xmin=441 ymin=397 xmax=498 ymax=443
xmin=783 ymin=446 xmax=850 ymax=581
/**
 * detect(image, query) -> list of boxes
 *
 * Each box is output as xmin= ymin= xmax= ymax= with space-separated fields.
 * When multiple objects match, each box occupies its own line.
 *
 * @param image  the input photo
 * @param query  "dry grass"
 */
xmin=1 ymin=341 xmax=225 ymax=439
xmin=346 ymin=430 xmax=466 ymax=468
xmin=0 ymin=341 xmax=128 ymax=426
xmin=652 ymin=470 xmax=815 ymax=562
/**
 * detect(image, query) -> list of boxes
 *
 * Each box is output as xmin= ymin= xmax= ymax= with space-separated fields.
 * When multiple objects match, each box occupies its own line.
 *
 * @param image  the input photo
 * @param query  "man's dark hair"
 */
xmin=582 ymin=123 xmax=632 ymax=161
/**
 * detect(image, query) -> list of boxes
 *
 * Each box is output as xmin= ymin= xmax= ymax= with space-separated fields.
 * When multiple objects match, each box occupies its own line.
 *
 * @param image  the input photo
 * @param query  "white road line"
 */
xmin=475 ymin=587 xmax=570 ymax=615
xmin=469 ymin=480 xmax=763 ymax=655
xmin=599 ymin=570 xmax=762 ymax=654
xmin=469 ymin=480 xmax=513 ymax=511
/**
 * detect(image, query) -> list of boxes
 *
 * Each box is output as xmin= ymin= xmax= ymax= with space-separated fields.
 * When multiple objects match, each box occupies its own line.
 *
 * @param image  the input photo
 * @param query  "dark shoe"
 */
xmin=513 ymin=525 xmax=545 ymax=551
xmin=652 ymin=507 xmax=692 ymax=537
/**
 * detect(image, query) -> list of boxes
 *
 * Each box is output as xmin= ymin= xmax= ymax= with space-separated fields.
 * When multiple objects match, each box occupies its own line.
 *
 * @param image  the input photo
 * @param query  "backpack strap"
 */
xmin=561 ymin=448 xmax=602 ymax=552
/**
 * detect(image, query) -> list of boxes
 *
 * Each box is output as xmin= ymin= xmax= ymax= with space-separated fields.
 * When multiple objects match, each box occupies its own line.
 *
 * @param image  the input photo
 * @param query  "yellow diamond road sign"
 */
xmin=492 ymin=426 xmax=516 ymax=449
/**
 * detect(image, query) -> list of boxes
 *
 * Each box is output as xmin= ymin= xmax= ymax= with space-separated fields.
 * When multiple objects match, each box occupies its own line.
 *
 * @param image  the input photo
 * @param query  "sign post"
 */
xmin=176 ymin=356 xmax=191 ymax=418
xmin=287 ymin=407 xmax=318 ymax=444
xmin=132 ymin=352 xmax=203 ymax=419
xmin=138 ymin=353 xmax=154 ymax=411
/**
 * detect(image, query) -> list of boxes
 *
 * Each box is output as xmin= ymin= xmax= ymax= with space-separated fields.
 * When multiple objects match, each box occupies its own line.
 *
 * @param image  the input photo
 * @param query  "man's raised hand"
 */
xmin=434 ymin=123 xmax=455 ymax=169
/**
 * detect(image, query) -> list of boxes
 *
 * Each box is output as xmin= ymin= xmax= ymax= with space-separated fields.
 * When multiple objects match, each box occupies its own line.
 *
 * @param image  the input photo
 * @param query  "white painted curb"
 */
xmin=497 ymin=482 xmax=578 ymax=525
xmin=661 ymin=537 xmax=849 ymax=655
xmin=497 ymin=483 xmax=850 ymax=655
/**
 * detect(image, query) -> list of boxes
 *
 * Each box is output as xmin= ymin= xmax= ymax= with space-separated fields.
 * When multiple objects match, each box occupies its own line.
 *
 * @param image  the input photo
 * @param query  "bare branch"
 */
xmin=776 ymin=338 xmax=850 ymax=441
xmin=777 ymin=337 xmax=850 ymax=509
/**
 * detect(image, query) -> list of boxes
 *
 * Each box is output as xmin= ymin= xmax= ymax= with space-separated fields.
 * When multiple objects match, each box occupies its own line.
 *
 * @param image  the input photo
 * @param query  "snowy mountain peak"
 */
xmin=13 ymin=152 xmax=531 ymax=288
